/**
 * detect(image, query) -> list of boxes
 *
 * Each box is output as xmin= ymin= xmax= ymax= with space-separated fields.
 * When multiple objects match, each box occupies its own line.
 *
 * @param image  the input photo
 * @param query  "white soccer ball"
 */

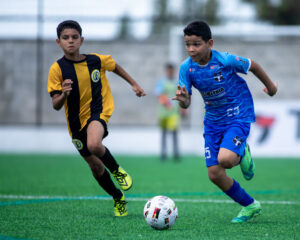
xmin=143 ymin=195 xmax=178 ymax=230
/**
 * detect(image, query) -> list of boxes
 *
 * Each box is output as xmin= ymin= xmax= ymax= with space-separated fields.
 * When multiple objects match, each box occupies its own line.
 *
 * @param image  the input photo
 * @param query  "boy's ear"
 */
xmin=56 ymin=38 xmax=61 ymax=47
xmin=80 ymin=37 xmax=84 ymax=45
xmin=208 ymin=39 xmax=214 ymax=48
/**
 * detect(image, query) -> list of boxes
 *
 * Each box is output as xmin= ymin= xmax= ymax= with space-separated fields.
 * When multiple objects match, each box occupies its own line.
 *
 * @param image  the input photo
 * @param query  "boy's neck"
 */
xmin=64 ymin=53 xmax=85 ymax=62
xmin=197 ymin=50 xmax=212 ymax=66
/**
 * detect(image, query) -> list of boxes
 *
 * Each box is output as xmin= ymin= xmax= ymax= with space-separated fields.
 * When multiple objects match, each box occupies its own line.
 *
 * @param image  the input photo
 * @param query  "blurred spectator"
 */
xmin=154 ymin=63 xmax=182 ymax=161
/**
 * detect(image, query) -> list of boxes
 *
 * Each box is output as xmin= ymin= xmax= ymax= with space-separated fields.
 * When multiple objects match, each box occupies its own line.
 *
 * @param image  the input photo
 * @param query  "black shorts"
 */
xmin=71 ymin=118 xmax=108 ymax=157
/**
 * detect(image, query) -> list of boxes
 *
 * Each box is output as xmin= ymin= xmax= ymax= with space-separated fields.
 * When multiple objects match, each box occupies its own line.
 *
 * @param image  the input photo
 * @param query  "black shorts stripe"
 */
xmin=57 ymin=57 xmax=81 ymax=135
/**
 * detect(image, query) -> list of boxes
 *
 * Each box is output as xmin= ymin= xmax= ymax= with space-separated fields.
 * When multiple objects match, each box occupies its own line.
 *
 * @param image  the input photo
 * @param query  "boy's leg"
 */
xmin=84 ymin=155 xmax=128 ymax=217
xmin=216 ymin=146 xmax=260 ymax=222
xmin=86 ymin=120 xmax=132 ymax=191
xmin=220 ymin=123 xmax=255 ymax=180
xmin=226 ymin=178 xmax=261 ymax=223
xmin=168 ymin=114 xmax=180 ymax=161
xmin=161 ymin=129 xmax=167 ymax=161
xmin=172 ymin=130 xmax=180 ymax=160
xmin=208 ymin=165 xmax=261 ymax=223
xmin=205 ymin=124 xmax=261 ymax=223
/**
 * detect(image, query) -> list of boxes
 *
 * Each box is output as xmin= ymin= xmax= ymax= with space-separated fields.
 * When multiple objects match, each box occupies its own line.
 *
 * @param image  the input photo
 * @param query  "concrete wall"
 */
xmin=0 ymin=36 xmax=299 ymax=126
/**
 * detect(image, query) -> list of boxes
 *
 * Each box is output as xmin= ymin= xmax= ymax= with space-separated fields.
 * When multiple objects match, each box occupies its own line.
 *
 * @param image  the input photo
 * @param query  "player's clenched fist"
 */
xmin=62 ymin=79 xmax=73 ymax=96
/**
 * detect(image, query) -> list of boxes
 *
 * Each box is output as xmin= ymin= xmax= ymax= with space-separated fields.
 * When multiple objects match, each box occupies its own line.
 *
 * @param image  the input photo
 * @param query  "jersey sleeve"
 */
xmin=179 ymin=61 xmax=192 ymax=95
xmin=100 ymin=55 xmax=116 ymax=72
xmin=47 ymin=62 xmax=63 ymax=97
xmin=224 ymin=52 xmax=251 ymax=74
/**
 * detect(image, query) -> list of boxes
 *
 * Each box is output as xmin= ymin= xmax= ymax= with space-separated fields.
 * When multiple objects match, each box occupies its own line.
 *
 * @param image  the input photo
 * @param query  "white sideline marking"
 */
xmin=0 ymin=194 xmax=300 ymax=205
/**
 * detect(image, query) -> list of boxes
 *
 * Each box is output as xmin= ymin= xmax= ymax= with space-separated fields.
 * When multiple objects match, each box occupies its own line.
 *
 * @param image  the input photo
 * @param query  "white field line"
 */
xmin=0 ymin=194 xmax=300 ymax=205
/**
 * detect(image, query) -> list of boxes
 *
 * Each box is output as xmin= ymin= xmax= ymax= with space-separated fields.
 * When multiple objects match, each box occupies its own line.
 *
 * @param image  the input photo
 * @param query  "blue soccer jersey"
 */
xmin=179 ymin=49 xmax=255 ymax=126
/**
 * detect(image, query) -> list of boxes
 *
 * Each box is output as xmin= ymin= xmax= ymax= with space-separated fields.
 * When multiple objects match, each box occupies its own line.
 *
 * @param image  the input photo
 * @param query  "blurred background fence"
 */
xmin=1 ymin=33 xmax=300 ymax=127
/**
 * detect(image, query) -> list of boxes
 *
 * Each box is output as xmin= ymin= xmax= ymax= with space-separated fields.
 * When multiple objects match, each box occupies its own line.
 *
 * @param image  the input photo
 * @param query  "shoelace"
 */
xmin=115 ymin=200 xmax=127 ymax=214
xmin=238 ymin=208 xmax=248 ymax=217
xmin=114 ymin=172 xmax=127 ymax=182
xmin=237 ymin=205 xmax=253 ymax=217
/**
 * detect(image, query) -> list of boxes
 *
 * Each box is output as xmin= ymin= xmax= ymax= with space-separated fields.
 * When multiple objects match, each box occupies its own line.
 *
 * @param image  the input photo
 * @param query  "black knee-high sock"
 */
xmin=94 ymin=169 xmax=122 ymax=199
xmin=101 ymin=147 xmax=119 ymax=173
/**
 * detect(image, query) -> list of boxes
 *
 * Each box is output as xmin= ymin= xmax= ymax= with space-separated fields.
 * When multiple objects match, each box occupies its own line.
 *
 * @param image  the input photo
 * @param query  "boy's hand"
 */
xmin=132 ymin=84 xmax=146 ymax=97
xmin=172 ymin=85 xmax=188 ymax=102
xmin=172 ymin=85 xmax=190 ymax=108
xmin=62 ymin=79 xmax=73 ymax=97
xmin=263 ymin=81 xmax=278 ymax=96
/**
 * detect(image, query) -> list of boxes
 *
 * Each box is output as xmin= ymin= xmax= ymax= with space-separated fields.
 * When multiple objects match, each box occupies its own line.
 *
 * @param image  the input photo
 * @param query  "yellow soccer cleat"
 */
xmin=114 ymin=193 xmax=128 ymax=217
xmin=112 ymin=166 xmax=133 ymax=191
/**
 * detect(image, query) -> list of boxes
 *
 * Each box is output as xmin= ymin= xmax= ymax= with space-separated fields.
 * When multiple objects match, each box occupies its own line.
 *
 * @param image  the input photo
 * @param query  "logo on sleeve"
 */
xmin=72 ymin=139 xmax=84 ymax=150
xmin=91 ymin=69 xmax=100 ymax=83
xmin=233 ymin=136 xmax=244 ymax=146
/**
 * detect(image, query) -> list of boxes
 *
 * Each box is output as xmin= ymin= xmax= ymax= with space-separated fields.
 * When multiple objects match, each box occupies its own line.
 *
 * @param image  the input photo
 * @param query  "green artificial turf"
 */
xmin=0 ymin=154 xmax=299 ymax=240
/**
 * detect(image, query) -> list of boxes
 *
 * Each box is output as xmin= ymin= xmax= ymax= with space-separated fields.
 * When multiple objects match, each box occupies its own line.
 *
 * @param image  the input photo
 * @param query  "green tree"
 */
xmin=151 ymin=0 xmax=219 ymax=36
xmin=242 ymin=0 xmax=300 ymax=25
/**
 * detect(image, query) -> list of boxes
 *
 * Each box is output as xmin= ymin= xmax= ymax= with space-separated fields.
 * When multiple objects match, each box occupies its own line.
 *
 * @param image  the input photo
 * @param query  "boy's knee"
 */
xmin=87 ymin=141 xmax=104 ymax=155
xmin=218 ymin=156 xmax=235 ymax=169
xmin=218 ymin=148 xmax=240 ymax=169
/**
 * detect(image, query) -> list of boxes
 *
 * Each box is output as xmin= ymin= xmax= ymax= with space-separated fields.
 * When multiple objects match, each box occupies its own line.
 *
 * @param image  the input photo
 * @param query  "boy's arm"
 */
xmin=51 ymin=79 xmax=73 ymax=110
xmin=113 ymin=63 xmax=146 ymax=97
xmin=249 ymin=60 xmax=277 ymax=96
xmin=172 ymin=85 xmax=191 ymax=109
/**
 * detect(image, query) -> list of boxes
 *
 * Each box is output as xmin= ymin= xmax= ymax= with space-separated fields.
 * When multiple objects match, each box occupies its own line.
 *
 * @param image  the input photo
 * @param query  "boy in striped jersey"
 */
xmin=48 ymin=20 xmax=146 ymax=217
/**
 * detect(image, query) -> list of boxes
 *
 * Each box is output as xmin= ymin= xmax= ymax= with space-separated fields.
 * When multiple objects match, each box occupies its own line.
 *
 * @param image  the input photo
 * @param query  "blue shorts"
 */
xmin=203 ymin=122 xmax=251 ymax=167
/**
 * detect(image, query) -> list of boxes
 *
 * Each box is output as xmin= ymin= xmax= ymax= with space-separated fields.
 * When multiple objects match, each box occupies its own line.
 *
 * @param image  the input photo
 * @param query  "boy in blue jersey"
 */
xmin=173 ymin=21 xmax=277 ymax=223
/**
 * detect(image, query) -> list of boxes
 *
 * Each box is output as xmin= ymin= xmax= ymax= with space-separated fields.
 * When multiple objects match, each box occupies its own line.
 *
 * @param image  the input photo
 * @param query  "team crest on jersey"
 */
xmin=72 ymin=139 xmax=83 ymax=150
xmin=91 ymin=69 xmax=100 ymax=83
xmin=233 ymin=136 xmax=244 ymax=146
xmin=214 ymin=71 xmax=223 ymax=82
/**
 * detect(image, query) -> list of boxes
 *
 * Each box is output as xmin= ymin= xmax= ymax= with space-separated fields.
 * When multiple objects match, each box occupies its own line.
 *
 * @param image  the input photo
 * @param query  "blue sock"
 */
xmin=225 ymin=179 xmax=254 ymax=206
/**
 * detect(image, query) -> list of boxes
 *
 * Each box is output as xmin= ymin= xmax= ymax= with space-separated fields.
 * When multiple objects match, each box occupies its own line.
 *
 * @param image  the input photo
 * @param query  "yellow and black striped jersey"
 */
xmin=47 ymin=53 xmax=115 ymax=137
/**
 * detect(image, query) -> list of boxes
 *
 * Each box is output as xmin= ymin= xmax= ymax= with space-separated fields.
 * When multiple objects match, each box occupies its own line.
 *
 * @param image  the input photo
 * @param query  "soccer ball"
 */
xmin=143 ymin=196 xmax=178 ymax=230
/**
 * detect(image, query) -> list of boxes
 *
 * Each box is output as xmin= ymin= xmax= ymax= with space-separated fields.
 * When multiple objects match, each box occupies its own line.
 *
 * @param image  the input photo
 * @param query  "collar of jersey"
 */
xmin=63 ymin=54 xmax=87 ymax=63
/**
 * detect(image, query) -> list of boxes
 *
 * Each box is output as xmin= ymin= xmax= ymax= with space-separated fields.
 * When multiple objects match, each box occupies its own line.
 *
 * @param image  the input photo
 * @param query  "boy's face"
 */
xmin=184 ymin=35 xmax=213 ymax=64
xmin=166 ymin=67 xmax=175 ymax=79
xmin=56 ymin=28 xmax=83 ymax=55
